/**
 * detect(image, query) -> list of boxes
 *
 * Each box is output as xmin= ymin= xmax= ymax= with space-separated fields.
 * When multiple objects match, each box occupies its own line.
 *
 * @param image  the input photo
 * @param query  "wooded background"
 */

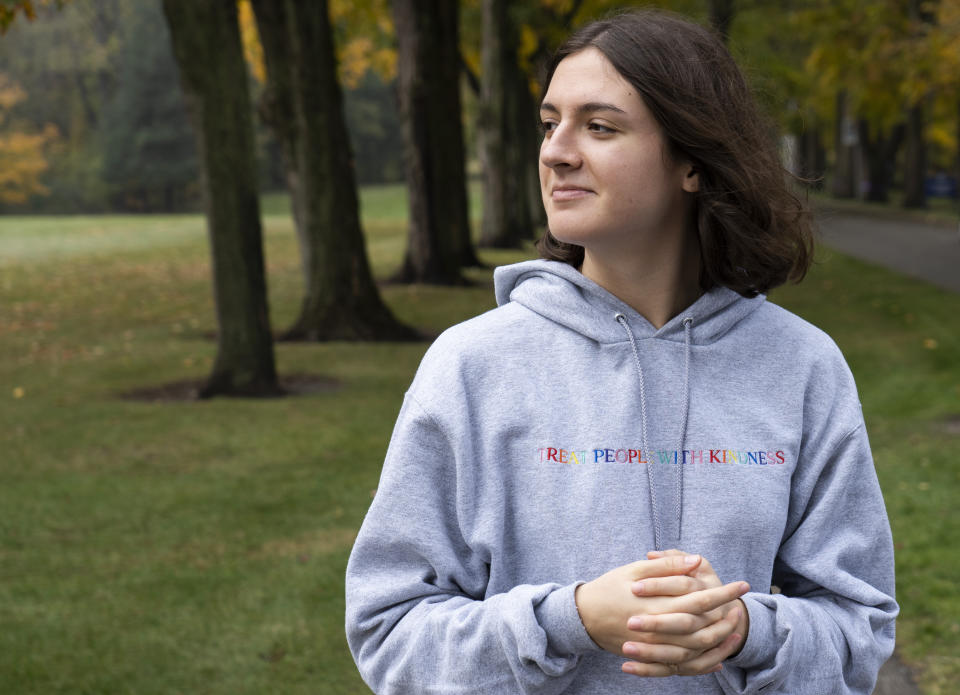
xmin=1 ymin=0 xmax=958 ymax=397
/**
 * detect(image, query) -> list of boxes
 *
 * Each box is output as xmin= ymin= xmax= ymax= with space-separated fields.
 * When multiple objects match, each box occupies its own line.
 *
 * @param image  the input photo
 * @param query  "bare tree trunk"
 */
xmin=903 ymin=102 xmax=927 ymax=208
xmin=956 ymin=97 xmax=960 ymax=215
xmin=252 ymin=0 xmax=416 ymax=340
xmin=162 ymin=0 xmax=280 ymax=398
xmin=798 ymin=120 xmax=826 ymax=190
xmin=903 ymin=0 xmax=934 ymax=209
xmin=516 ymin=70 xmax=546 ymax=229
xmin=832 ymin=90 xmax=857 ymax=199
xmin=392 ymin=0 xmax=474 ymax=283
xmin=479 ymin=0 xmax=530 ymax=249
xmin=251 ymin=0 xmax=307 ymax=286
xmin=709 ymin=0 xmax=735 ymax=43
xmin=859 ymin=119 xmax=906 ymax=203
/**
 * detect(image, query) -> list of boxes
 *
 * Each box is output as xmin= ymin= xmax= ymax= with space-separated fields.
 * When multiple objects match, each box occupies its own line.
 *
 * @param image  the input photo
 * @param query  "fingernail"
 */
xmin=740 ymin=582 xmax=750 ymax=593
xmin=622 ymin=642 xmax=637 ymax=656
xmin=627 ymin=615 xmax=646 ymax=630
xmin=711 ymin=664 xmax=723 ymax=673
xmin=684 ymin=554 xmax=699 ymax=565
xmin=631 ymin=581 xmax=644 ymax=594
xmin=732 ymin=607 xmax=741 ymax=621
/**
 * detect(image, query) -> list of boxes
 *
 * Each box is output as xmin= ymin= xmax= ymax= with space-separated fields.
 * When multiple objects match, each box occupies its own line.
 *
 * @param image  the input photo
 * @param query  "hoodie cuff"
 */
xmin=726 ymin=593 xmax=778 ymax=669
xmin=535 ymin=582 xmax=603 ymax=657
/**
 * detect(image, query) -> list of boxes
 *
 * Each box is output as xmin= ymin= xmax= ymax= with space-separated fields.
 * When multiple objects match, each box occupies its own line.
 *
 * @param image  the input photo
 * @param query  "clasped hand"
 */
xmin=574 ymin=550 xmax=749 ymax=677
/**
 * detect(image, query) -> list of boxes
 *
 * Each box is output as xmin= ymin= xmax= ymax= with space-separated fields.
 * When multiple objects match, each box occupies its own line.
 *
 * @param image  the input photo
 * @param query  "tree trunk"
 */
xmin=902 ymin=102 xmax=927 ymax=208
xmin=516 ymin=69 xmax=546 ymax=229
xmin=251 ymin=0 xmax=308 ymax=286
xmin=902 ymin=0 xmax=933 ymax=209
xmin=392 ymin=0 xmax=475 ymax=283
xmin=251 ymin=0 xmax=416 ymax=340
xmin=479 ymin=0 xmax=529 ymax=249
xmin=709 ymin=0 xmax=735 ymax=43
xmin=832 ymin=90 xmax=857 ymax=199
xmin=161 ymin=0 xmax=280 ymax=398
xmin=858 ymin=119 xmax=906 ymax=203
xmin=798 ymin=120 xmax=826 ymax=190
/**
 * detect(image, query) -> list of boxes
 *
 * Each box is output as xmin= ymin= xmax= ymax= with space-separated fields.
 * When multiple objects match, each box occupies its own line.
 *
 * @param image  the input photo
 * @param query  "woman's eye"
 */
xmin=539 ymin=120 xmax=557 ymax=134
xmin=588 ymin=122 xmax=615 ymax=134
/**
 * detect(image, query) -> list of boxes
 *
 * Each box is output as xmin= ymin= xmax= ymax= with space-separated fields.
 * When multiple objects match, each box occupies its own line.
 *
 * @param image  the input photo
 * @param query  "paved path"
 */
xmin=817 ymin=209 xmax=960 ymax=295
xmin=817 ymin=207 xmax=941 ymax=695
xmin=874 ymin=654 xmax=922 ymax=695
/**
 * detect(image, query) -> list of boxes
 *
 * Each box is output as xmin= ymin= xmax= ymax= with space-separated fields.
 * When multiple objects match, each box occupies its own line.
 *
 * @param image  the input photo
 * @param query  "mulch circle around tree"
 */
xmin=118 ymin=373 xmax=341 ymax=403
xmin=942 ymin=414 xmax=960 ymax=435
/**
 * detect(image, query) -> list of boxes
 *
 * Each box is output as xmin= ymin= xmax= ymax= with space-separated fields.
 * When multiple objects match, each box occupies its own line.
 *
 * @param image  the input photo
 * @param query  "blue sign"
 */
xmin=924 ymin=174 xmax=958 ymax=199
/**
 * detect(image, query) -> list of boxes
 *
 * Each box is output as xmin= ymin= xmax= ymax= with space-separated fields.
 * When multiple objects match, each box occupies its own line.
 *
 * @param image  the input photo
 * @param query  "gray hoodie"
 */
xmin=345 ymin=260 xmax=897 ymax=695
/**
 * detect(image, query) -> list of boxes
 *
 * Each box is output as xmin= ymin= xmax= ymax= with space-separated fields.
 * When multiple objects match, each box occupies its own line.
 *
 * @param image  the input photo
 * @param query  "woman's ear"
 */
xmin=682 ymin=165 xmax=699 ymax=193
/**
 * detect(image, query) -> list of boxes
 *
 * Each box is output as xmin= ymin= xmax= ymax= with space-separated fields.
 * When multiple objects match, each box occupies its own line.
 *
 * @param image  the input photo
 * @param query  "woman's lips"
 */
xmin=551 ymin=187 xmax=594 ymax=201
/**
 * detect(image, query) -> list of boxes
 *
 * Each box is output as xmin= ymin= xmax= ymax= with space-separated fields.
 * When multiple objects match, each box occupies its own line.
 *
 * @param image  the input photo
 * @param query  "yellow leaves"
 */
xmin=0 ymin=126 xmax=57 ymax=203
xmin=0 ymin=1 xmax=36 ymax=34
xmin=339 ymin=36 xmax=396 ymax=87
xmin=924 ymin=338 xmax=939 ymax=350
xmin=798 ymin=0 xmax=956 ymax=122
xmin=929 ymin=115 xmax=957 ymax=157
xmin=332 ymin=0 xmax=396 ymax=85
xmin=12 ymin=386 xmax=25 ymax=399
xmin=519 ymin=24 xmax=539 ymax=68
xmin=0 ymin=0 xmax=68 ymax=33
xmin=338 ymin=37 xmax=372 ymax=88
xmin=239 ymin=0 xmax=396 ymax=87
xmin=237 ymin=0 xmax=265 ymax=85
xmin=0 ymin=73 xmax=59 ymax=205
xmin=0 ymin=80 xmax=26 ymax=110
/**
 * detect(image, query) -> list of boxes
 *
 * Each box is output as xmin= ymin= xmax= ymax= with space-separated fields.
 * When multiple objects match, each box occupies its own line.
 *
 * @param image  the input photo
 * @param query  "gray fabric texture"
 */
xmin=345 ymin=259 xmax=897 ymax=695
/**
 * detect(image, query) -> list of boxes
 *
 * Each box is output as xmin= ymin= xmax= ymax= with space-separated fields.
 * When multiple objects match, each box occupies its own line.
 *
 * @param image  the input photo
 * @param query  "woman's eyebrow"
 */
xmin=539 ymin=101 xmax=627 ymax=116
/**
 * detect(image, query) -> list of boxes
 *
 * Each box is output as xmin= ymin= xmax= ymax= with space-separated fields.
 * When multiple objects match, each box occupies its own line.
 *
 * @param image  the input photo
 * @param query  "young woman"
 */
xmin=346 ymin=9 xmax=897 ymax=694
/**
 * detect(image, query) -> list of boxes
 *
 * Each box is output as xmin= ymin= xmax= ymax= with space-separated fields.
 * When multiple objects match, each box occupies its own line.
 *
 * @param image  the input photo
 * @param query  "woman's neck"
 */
xmin=580 ymin=231 xmax=702 ymax=330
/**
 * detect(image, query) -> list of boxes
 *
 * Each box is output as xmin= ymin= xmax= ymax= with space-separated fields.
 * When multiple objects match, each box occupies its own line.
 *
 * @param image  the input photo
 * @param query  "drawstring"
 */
xmin=677 ymin=316 xmax=693 ymax=539
xmin=616 ymin=314 xmax=659 ymax=549
xmin=616 ymin=313 xmax=694 ymax=550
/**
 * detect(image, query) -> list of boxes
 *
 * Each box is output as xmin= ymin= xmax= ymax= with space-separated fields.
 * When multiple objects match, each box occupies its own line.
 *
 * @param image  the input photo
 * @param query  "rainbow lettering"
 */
xmin=537 ymin=447 xmax=787 ymax=466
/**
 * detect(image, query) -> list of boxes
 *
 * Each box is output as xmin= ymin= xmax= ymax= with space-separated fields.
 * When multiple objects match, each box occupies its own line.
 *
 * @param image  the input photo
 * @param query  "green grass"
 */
xmin=1 ymin=185 xmax=958 ymax=693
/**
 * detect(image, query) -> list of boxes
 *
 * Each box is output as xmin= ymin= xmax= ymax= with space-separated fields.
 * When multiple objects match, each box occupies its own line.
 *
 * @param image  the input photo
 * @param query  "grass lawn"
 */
xmin=1 ymin=184 xmax=958 ymax=694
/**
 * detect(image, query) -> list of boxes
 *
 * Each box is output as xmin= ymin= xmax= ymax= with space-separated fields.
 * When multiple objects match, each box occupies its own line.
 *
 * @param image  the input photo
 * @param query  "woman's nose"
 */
xmin=540 ymin=124 xmax=581 ymax=170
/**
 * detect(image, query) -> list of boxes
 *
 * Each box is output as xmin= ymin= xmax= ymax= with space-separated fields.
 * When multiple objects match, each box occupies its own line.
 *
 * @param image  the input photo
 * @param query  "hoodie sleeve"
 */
xmin=717 ymin=413 xmax=898 ymax=695
xmin=345 ymin=393 xmax=600 ymax=695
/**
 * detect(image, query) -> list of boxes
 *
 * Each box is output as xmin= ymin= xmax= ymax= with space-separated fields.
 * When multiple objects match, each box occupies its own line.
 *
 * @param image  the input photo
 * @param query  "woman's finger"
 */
xmin=628 ymin=604 xmax=738 ymax=639
xmin=623 ymin=661 xmax=698 ymax=678
xmin=627 ymin=554 xmax=703 ymax=580
xmin=631 ymin=574 xmax=703 ymax=597
xmin=676 ymin=630 xmax=745 ymax=676
xmin=647 ymin=549 xmax=719 ymax=578
xmin=656 ymin=581 xmax=749 ymax=616
xmin=663 ymin=605 xmax=740 ymax=653
xmin=621 ymin=639 xmax=698 ymax=664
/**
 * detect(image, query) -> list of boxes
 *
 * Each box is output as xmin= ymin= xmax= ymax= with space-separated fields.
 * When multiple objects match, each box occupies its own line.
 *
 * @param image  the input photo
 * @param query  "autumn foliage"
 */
xmin=0 ymin=73 xmax=58 ymax=205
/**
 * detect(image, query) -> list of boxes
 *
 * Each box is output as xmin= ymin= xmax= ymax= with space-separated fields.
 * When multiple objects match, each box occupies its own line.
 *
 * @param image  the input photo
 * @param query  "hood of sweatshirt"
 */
xmin=494 ymin=259 xmax=765 ymax=346
xmin=494 ymin=259 xmax=766 ymax=550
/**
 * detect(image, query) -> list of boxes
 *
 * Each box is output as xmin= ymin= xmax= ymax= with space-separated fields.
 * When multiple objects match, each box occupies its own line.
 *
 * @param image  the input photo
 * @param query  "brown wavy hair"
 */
xmin=536 ymin=9 xmax=814 ymax=297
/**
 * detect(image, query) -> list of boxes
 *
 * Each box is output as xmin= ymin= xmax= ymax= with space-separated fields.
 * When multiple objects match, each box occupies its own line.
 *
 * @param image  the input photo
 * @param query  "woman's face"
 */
xmin=538 ymin=48 xmax=697 ymax=256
